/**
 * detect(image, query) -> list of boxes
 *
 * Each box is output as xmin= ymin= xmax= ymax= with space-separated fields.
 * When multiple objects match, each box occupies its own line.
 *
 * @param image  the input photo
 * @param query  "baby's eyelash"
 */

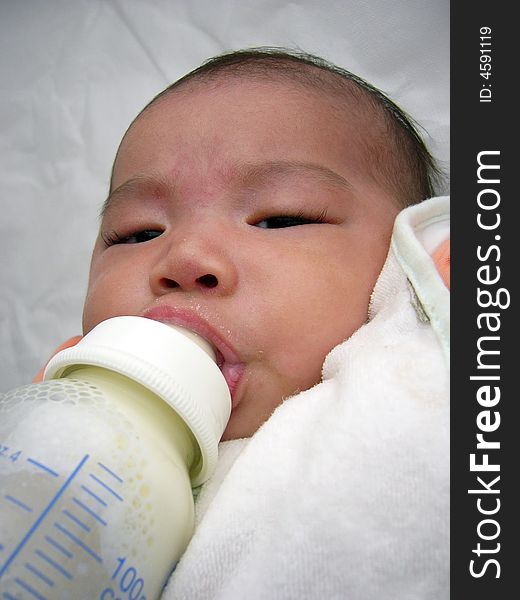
xmin=101 ymin=229 xmax=163 ymax=247
xmin=255 ymin=208 xmax=330 ymax=228
xmin=101 ymin=230 xmax=124 ymax=247
xmin=289 ymin=208 xmax=329 ymax=222
xmin=101 ymin=209 xmax=329 ymax=246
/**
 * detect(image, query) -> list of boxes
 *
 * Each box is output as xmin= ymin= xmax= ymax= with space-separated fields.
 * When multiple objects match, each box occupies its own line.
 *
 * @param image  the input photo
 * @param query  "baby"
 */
xmin=41 ymin=47 xmax=442 ymax=441
xmin=36 ymin=48 xmax=449 ymax=598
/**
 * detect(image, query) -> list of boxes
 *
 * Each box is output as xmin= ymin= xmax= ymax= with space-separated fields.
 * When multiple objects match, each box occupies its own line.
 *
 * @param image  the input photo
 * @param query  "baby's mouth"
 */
xmin=141 ymin=307 xmax=245 ymax=406
xmin=211 ymin=347 xmax=244 ymax=404
xmin=218 ymin=360 xmax=245 ymax=403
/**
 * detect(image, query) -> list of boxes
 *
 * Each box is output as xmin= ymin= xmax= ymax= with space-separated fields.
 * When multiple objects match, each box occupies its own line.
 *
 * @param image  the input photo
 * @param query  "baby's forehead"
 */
xmin=120 ymin=72 xmax=376 ymax=169
xmin=112 ymin=69 xmax=392 ymax=200
xmin=129 ymin=73 xmax=383 ymax=169
xmin=112 ymin=56 xmax=434 ymax=211
xmin=144 ymin=66 xmax=375 ymax=127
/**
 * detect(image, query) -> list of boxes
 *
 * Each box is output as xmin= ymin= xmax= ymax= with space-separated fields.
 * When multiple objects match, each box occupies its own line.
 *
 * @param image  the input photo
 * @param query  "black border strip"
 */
xmin=451 ymin=2 xmax=516 ymax=597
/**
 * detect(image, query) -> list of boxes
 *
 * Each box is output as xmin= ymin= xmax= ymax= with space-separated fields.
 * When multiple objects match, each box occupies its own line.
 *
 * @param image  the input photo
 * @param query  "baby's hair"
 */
xmin=120 ymin=47 xmax=444 ymax=207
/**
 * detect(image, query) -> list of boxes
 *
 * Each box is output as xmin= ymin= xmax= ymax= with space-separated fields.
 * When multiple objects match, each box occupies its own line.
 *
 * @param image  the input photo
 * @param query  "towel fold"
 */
xmin=162 ymin=196 xmax=450 ymax=600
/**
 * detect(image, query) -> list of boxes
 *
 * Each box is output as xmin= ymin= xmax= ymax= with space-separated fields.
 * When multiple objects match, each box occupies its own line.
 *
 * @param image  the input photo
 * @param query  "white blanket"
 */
xmin=163 ymin=196 xmax=450 ymax=600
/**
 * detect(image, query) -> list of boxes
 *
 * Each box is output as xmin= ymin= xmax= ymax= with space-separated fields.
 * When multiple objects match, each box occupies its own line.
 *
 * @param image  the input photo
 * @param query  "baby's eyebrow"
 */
xmin=100 ymin=175 xmax=166 ymax=218
xmin=236 ymin=160 xmax=352 ymax=191
xmin=101 ymin=161 xmax=351 ymax=218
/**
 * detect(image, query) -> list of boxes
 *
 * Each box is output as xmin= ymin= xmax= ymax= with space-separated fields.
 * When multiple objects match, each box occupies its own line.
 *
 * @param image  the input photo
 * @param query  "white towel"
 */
xmin=162 ymin=196 xmax=450 ymax=600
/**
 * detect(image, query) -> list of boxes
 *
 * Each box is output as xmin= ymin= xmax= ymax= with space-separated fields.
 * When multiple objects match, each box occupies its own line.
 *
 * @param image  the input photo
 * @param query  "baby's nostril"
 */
xmin=197 ymin=274 xmax=218 ymax=288
xmin=161 ymin=278 xmax=180 ymax=289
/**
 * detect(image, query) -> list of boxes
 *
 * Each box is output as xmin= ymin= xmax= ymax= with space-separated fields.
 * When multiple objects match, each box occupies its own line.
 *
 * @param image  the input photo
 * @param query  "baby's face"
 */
xmin=83 ymin=77 xmax=400 ymax=439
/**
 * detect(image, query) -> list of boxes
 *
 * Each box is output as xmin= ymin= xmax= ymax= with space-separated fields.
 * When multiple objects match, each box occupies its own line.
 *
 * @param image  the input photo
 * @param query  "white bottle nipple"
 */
xmin=168 ymin=324 xmax=216 ymax=361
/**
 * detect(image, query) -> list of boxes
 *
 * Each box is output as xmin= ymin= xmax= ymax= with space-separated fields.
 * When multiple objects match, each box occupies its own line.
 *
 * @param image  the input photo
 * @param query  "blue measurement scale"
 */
xmin=0 ymin=449 xmax=145 ymax=599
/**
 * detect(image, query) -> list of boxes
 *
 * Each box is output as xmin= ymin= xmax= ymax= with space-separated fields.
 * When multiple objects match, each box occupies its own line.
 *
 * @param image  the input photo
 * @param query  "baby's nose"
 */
xmin=150 ymin=233 xmax=238 ymax=296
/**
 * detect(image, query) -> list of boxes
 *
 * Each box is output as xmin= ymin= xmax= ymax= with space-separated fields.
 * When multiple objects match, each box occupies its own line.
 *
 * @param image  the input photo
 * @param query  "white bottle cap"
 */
xmin=43 ymin=316 xmax=231 ymax=486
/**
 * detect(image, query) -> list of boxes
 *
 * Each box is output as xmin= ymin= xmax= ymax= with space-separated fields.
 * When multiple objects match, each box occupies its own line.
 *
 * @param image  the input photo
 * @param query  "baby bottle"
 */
xmin=0 ymin=316 xmax=230 ymax=599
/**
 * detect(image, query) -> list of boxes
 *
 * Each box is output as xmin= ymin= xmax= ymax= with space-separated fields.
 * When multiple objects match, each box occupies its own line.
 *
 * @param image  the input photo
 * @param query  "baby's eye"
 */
xmin=255 ymin=211 xmax=328 ymax=229
xmin=102 ymin=229 xmax=163 ymax=246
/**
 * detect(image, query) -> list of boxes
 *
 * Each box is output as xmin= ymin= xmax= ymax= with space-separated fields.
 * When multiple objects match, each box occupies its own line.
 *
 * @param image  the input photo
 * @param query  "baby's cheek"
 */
xmin=81 ymin=294 xmax=102 ymax=335
xmin=81 ymin=275 xmax=119 ymax=334
xmin=274 ymin=341 xmax=329 ymax=393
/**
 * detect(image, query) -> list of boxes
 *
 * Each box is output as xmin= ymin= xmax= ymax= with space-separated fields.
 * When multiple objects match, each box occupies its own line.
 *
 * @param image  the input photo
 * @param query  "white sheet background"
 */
xmin=0 ymin=0 xmax=449 ymax=393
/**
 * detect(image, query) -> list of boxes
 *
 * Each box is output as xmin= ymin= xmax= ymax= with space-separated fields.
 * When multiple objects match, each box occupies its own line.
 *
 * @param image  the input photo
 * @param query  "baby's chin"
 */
xmin=219 ymin=399 xmax=275 ymax=441
xmin=219 ymin=381 xmax=306 ymax=441
xmin=220 ymin=414 xmax=257 ymax=441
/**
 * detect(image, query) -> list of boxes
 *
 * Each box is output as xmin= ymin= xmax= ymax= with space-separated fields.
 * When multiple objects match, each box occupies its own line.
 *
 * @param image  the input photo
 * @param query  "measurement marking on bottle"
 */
xmin=89 ymin=474 xmax=124 ymax=502
xmin=0 ymin=446 xmax=22 ymax=463
xmin=44 ymin=535 xmax=73 ymax=559
xmin=54 ymin=523 xmax=102 ymax=564
xmin=62 ymin=509 xmax=91 ymax=532
xmin=34 ymin=549 xmax=72 ymax=580
xmin=80 ymin=484 xmax=108 ymax=506
xmin=98 ymin=462 xmax=124 ymax=483
xmin=0 ymin=454 xmax=89 ymax=580
xmin=25 ymin=562 xmax=55 ymax=587
xmin=15 ymin=576 xmax=47 ymax=600
xmin=26 ymin=458 xmax=59 ymax=478
xmin=72 ymin=497 xmax=108 ymax=526
xmin=4 ymin=495 xmax=32 ymax=513
xmin=107 ymin=557 xmax=148 ymax=600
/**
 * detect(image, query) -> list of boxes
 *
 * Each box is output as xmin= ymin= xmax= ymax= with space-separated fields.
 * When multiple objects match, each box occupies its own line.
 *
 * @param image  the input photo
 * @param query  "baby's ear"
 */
xmin=33 ymin=336 xmax=83 ymax=383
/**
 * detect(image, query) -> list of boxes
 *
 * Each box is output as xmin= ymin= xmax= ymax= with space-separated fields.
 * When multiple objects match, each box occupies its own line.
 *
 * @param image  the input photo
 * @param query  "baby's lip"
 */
xmin=141 ymin=305 xmax=245 ymax=405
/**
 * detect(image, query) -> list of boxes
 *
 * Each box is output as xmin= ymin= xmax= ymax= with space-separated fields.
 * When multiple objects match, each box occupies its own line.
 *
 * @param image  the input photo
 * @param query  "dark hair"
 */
xmin=121 ymin=47 xmax=444 ymax=206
